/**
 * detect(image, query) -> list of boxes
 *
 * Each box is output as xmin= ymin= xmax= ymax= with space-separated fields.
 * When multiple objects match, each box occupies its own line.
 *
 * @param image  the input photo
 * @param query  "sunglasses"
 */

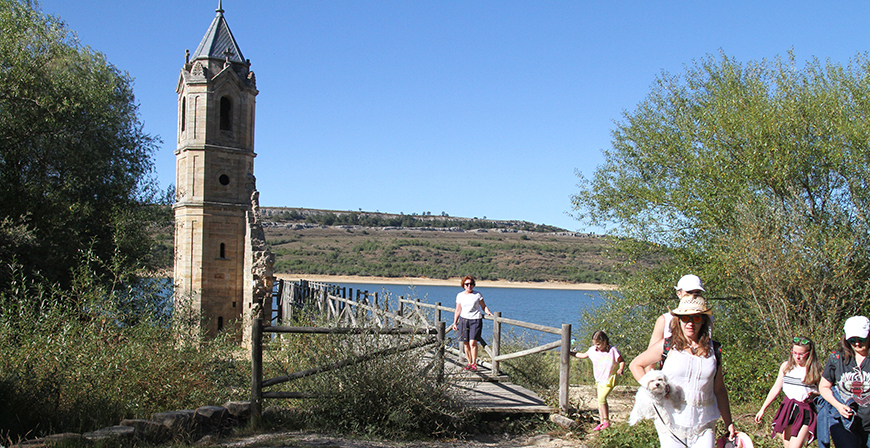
xmin=793 ymin=337 xmax=810 ymax=345
xmin=463 ymin=282 xmax=473 ymax=286
xmin=847 ymin=336 xmax=868 ymax=345
xmin=678 ymin=315 xmax=704 ymax=324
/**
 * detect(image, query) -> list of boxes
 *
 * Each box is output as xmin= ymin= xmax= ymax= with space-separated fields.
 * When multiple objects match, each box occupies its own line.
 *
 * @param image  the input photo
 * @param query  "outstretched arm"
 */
xmin=570 ymin=350 xmax=589 ymax=359
xmin=755 ymin=362 xmax=786 ymax=423
xmin=478 ymin=298 xmax=493 ymax=316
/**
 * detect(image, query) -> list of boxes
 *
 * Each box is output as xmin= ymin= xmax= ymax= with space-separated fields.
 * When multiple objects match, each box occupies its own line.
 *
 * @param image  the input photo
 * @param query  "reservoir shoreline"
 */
xmin=275 ymin=273 xmax=615 ymax=291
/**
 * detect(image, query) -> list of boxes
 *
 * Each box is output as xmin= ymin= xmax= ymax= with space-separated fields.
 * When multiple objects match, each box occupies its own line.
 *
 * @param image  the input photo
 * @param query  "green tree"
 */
xmin=0 ymin=0 xmax=161 ymax=292
xmin=573 ymin=51 xmax=870 ymax=356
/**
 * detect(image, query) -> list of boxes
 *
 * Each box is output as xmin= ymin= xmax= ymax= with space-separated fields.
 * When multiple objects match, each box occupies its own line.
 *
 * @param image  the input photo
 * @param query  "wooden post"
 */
xmin=437 ymin=321 xmax=446 ymax=384
xmin=251 ymin=314 xmax=264 ymax=426
xmin=275 ymin=279 xmax=284 ymax=324
xmin=398 ymin=296 xmax=404 ymax=317
xmin=321 ymin=289 xmax=330 ymax=319
xmin=492 ymin=311 xmax=502 ymax=376
xmin=559 ymin=323 xmax=572 ymax=413
xmin=434 ymin=302 xmax=441 ymax=326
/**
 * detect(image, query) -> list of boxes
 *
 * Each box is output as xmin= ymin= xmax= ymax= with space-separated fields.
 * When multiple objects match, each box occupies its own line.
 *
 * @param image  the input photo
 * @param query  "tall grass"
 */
xmin=0 ymin=266 xmax=248 ymax=442
xmin=260 ymin=306 xmax=471 ymax=439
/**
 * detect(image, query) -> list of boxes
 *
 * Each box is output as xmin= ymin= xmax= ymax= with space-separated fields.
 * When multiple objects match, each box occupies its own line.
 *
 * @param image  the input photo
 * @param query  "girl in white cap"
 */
xmin=818 ymin=315 xmax=870 ymax=446
xmin=630 ymin=293 xmax=736 ymax=447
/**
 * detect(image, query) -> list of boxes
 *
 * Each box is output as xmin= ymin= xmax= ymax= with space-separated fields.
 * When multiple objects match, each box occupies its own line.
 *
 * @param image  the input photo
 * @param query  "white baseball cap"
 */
xmin=675 ymin=274 xmax=705 ymax=292
xmin=844 ymin=316 xmax=870 ymax=339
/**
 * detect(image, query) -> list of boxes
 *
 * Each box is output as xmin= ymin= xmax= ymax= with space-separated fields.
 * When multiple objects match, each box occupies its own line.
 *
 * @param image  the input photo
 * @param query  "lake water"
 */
xmin=324 ymin=282 xmax=609 ymax=344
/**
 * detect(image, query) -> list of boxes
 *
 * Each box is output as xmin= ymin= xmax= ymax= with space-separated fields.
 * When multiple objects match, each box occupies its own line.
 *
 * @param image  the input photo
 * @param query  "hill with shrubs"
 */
xmin=260 ymin=207 xmax=636 ymax=284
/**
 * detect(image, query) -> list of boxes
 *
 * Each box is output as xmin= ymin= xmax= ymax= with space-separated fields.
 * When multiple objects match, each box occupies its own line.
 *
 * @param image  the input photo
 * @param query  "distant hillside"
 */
xmin=260 ymin=207 xmax=636 ymax=284
xmin=259 ymin=207 xmax=569 ymax=233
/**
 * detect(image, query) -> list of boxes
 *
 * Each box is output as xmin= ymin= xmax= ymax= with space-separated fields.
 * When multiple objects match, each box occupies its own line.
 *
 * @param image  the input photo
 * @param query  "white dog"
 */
xmin=628 ymin=370 xmax=684 ymax=426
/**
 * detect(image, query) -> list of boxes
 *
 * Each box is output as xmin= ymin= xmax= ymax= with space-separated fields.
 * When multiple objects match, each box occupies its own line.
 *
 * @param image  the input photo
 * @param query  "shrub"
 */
xmin=0 ymin=265 xmax=248 ymax=441
xmin=260 ymin=305 xmax=470 ymax=439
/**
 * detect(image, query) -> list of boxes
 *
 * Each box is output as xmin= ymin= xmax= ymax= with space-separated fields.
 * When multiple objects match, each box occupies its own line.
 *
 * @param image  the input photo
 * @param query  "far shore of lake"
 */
xmin=275 ymin=273 xmax=616 ymax=291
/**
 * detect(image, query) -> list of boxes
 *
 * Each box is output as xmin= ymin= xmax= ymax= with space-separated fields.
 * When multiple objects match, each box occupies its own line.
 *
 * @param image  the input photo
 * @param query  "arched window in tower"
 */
xmin=220 ymin=96 xmax=232 ymax=131
xmin=220 ymin=243 xmax=226 ymax=259
xmin=181 ymin=97 xmax=186 ymax=132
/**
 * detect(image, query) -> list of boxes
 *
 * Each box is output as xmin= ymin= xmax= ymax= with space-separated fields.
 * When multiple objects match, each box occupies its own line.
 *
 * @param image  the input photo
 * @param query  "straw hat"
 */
xmin=671 ymin=294 xmax=712 ymax=316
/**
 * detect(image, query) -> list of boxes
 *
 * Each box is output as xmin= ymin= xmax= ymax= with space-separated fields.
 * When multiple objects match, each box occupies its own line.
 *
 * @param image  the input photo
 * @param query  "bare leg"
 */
xmin=599 ymin=402 xmax=609 ymax=423
xmin=786 ymin=425 xmax=811 ymax=448
xmin=463 ymin=341 xmax=473 ymax=365
xmin=470 ymin=341 xmax=479 ymax=366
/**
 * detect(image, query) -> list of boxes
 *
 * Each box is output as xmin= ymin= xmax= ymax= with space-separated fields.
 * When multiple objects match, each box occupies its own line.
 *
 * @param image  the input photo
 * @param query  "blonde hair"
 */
xmin=786 ymin=337 xmax=821 ymax=386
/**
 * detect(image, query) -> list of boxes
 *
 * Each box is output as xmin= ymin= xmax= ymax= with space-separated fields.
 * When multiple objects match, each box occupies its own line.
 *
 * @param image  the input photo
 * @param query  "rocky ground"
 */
xmin=217 ymin=385 xmax=637 ymax=448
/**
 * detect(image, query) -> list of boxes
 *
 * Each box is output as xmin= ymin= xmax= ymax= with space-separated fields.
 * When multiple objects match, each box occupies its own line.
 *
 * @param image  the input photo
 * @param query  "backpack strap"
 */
xmin=712 ymin=340 xmax=722 ymax=373
xmin=661 ymin=336 xmax=672 ymax=365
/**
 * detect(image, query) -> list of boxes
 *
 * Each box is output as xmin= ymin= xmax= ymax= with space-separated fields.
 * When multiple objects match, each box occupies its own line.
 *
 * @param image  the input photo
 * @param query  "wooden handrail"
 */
xmin=253 ymin=279 xmax=572 ymax=422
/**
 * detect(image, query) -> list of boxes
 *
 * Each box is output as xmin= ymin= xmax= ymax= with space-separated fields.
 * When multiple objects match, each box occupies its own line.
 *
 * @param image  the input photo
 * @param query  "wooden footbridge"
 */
xmin=250 ymin=280 xmax=573 ymax=421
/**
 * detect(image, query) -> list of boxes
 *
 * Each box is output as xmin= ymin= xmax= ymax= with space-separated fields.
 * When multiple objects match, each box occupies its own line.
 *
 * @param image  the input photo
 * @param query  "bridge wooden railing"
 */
xmin=251 ymin=279 xmax=572 ymax=422
xmin=397 ymin=297 xmax=573 ymax=412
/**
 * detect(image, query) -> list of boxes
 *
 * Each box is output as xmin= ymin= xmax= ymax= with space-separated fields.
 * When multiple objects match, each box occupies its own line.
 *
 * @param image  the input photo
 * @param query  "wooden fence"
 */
xmin=251 ymin=279 xmax=573 ymax=422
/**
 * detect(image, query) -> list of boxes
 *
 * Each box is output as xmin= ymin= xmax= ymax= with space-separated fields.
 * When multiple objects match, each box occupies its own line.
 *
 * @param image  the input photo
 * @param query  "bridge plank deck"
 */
xmin=444 ymin=352 xmax=552 ymax=413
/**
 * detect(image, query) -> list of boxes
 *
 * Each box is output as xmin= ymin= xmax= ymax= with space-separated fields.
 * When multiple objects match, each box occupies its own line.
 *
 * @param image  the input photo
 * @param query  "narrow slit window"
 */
xmin=220 ymin=243 xmax=226 ymax=259
xmin=220 ymin=96 xmax=232 ymax=131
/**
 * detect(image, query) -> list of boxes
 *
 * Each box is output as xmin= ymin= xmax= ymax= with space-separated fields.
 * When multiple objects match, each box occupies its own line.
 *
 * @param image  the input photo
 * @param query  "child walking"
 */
xmin=754 ymin=336 xmax=821 ymax=447
xmin=572 ymin=330 xmax=624 ymax=430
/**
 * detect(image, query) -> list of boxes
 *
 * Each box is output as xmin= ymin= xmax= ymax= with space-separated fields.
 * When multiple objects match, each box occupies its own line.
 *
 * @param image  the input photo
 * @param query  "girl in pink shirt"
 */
xmin=572 ymin=330 xmax=624 ymax=430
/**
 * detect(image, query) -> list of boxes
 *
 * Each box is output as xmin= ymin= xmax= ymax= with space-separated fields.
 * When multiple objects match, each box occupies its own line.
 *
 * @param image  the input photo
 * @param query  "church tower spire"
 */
xmin=173 ymin=3 xmax=268 ymax=341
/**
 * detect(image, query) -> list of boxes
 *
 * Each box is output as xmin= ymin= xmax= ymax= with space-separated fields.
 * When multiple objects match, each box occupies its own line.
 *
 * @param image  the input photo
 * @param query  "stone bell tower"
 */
xmin=174 ymin=1 xmax=273 ymax=342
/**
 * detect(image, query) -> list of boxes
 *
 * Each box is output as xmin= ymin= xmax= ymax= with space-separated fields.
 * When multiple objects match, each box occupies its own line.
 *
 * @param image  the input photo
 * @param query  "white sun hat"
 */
xmin=844 ymin=316 xmax=870 ymax=339
xmin=675 ymin=274 xmax=705 ymax=292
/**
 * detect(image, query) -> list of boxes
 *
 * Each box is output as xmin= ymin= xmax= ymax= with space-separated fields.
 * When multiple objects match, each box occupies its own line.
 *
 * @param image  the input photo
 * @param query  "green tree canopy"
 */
xmin=573 ymin=51 xmax=870 ymax=350
xmin=0 ymin=0 xmax=161 ymax=291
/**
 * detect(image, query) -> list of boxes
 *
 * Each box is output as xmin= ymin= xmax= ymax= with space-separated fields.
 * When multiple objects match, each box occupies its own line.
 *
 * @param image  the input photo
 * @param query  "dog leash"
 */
xmin=653 ymin=404 xmax=688 ymax=448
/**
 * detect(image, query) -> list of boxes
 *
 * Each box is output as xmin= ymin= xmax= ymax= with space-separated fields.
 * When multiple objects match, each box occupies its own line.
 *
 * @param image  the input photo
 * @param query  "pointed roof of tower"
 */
xmin=191 ymin=0 xmax=246 ymax=64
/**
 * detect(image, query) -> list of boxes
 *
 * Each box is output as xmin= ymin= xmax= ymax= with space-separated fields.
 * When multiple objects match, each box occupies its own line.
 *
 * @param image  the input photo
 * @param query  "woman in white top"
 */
xmin=450 ymin=275 xmax=493 ymax=371
xmin=648 ymin=275 xmax=709 ymax=348
xmin=754 ymin=336 xmax=821 ymax=448
xmin=630 ymin=293 xmax=736 ymax=448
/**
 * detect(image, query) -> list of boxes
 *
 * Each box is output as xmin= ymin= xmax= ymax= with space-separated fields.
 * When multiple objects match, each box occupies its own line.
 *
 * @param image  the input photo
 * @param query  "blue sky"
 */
xmin=37 ymin=1 xmax=870 ymax=232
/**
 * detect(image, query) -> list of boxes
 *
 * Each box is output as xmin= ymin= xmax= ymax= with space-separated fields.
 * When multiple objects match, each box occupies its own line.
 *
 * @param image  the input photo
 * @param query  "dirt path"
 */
xmin=568 ymin=384 xmax=635 ymax=424
xmin=216 ymin=385 xmax=637 ymax=448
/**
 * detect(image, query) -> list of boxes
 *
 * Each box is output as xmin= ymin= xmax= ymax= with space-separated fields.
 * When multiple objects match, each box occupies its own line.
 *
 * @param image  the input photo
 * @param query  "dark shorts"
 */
xmin=458 ymin=317 xmax=483 ymax=343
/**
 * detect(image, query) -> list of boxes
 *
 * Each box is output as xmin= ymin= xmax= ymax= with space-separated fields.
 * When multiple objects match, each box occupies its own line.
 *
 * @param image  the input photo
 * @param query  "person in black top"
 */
xmin=819 ymin=316 xmax=870 ymax=447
